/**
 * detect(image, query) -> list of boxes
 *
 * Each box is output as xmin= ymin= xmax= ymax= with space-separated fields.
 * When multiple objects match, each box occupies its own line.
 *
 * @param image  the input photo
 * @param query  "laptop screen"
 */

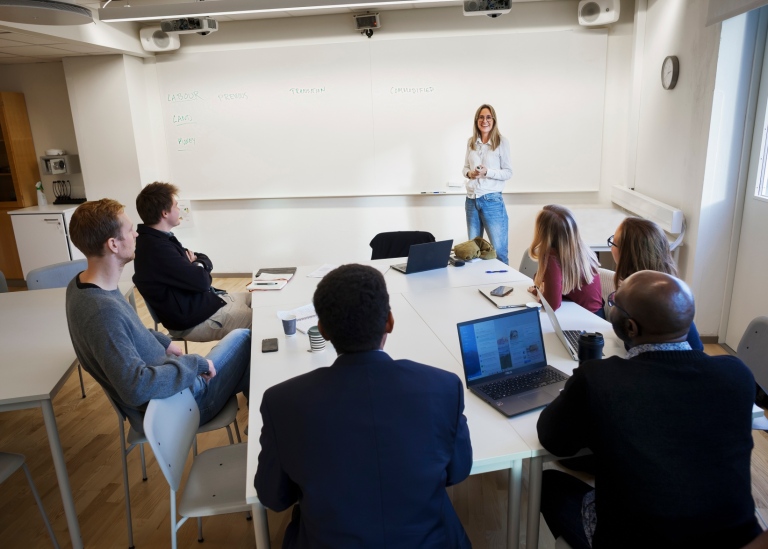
xmin=457 ymin=307 xmax=547 ymax=384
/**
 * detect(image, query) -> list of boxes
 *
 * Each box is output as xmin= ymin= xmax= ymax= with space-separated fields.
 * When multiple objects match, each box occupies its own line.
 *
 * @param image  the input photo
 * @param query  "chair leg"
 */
xmin=22 ymin=463 xmax=60 ymax=549
xmin=117 ymin=428 xmax=136 ymax=549
xmin=139 ymin=443 xmax=147 ymax=481
xmin=233 ymin=418 xmax=242 ymax=443
xmin=170 ymin=488 xmax=178 ymax=549
xmin=197 ymin=516 xmax=204 ymax=542
xmin=225 ymin=425 xmax=234 ymax=445
xmin=77 ymin=364 xmax=86 ymax=398
xmin=183 ymin=340 xmax=189 ymax=353
xmin=193 ymin=436 xmax=198 ymax=457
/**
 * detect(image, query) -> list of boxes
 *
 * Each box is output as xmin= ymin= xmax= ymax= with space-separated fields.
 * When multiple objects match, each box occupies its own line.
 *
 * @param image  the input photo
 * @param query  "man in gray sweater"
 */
xmin=65 ymin=198 xmax=250 ymax=433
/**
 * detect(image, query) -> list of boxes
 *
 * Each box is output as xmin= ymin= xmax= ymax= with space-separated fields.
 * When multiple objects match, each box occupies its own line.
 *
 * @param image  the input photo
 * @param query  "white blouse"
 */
xmin=462 ymin=135 xmax=513 ymax=198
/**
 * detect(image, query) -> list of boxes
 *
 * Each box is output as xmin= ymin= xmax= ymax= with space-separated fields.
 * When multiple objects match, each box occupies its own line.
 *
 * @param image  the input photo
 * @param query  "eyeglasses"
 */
xmin=607 ymin=234 xmax=618 ymax=248
xmin=477 ymin=115 xmax=494 ymax=121
xmin=607 ymin=291 xmax=631 ymax=318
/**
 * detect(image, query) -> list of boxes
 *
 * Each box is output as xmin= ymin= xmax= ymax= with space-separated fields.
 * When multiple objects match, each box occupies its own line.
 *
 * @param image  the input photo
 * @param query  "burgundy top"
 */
xmin=540 ymin=254 xmax=603 ymax=314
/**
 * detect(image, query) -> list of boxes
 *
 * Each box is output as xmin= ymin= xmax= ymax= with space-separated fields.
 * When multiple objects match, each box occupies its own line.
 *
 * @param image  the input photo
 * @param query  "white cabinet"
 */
xmin=9 ymin=205 xmax=85 ymax=279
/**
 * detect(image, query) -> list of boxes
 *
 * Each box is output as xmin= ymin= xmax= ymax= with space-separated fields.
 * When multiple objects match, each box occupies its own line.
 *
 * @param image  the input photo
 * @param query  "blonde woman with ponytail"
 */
xmin=528 ymin=204 xmax=604 ymax=317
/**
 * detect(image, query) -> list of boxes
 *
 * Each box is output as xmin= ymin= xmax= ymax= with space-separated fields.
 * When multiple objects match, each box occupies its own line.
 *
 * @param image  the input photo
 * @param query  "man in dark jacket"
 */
xmin=133 ymin=182 xmax=251 ymax=341
xmin=255 ymin=264 xmax=473 ymax=548
xmin=537 ymin=271 xmax=760 ymax=548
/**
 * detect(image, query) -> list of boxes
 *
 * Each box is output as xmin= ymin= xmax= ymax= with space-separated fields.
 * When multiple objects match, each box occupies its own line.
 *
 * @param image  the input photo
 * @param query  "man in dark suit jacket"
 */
xmin=537 ymin=271 xmax=760 ymax=548
xmin=255 ymin=264 xmax=473 ymax=548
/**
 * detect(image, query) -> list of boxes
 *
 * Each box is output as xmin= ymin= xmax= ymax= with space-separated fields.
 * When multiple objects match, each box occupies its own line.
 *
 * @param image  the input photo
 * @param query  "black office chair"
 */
xmin=369 ymin=231 xmax=435 ymax=260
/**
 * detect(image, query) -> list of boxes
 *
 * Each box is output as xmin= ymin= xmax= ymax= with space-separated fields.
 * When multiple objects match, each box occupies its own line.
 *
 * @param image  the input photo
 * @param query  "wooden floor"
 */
xmin=0 ymin=277 xmax=766 ymax=548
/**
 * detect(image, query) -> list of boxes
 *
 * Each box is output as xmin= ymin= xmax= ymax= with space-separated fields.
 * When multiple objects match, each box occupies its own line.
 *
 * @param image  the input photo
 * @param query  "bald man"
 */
xmin=536 ymin=271 xmax=760 ymax=549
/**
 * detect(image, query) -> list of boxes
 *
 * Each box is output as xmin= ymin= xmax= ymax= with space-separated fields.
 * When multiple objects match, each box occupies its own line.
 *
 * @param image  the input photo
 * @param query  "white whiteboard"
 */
xmin=156 ymin=29 xmax=607 ymax=199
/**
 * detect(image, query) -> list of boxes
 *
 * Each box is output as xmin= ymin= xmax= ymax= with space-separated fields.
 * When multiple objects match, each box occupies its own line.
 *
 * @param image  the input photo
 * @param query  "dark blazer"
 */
xmin=255 ymin=350 xmax=473 ymax=549
xmin=133 ymin=225 xmax=224 ymax=331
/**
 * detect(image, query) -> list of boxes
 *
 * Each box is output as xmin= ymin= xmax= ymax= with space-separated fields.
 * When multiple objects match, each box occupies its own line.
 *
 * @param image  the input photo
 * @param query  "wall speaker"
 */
xmin=578 ymin=0 xmax=620 ymax=27
xmin=140 ymin=26 xmax=180 ymax=53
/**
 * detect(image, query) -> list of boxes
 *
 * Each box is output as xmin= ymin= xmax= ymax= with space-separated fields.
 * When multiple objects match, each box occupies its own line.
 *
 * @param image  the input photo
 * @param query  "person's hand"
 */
xmin=185 ymin=249 xmax=198 ymax=263
xmin=527 ymin=286 xmax=539 ymax=297
xmin=202 ymin=359 xmax=217 ymax=382
xmin=166 ymin=342 xmax=184 ymax=356
xmin=476 ymin=165 xmax=488 ymax=177
xmin=468 ymin=170 xmax=478 ymax=179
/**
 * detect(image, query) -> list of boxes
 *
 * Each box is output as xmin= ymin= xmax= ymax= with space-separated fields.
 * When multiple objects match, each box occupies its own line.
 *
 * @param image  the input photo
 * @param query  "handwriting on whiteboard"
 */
xmin=390 ymin=86 xmax=435 ymax=95
xmin=289 ymin=87 xmax=326 ymax=95
xmin=167 ymin=91 xmax=203 ymax=102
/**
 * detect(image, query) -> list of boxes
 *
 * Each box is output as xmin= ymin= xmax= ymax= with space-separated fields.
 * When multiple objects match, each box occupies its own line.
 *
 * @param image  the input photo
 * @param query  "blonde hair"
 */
xmin=529 ymin=204 xmax=599 ymax=294
xmin=469 ymin=104 xmax=502 ymax=151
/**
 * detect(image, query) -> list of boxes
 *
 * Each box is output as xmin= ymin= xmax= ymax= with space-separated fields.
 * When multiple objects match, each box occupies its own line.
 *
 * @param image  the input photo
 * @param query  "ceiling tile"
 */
xmin=0 ymin=56 xmax=51 ymax=64
xmin=287 ymin=7 xmax=353 ymax=17
xmin=48 ymin=42 xmax=110 ymax=54
xmin=0 ymin=33 xmax=64 ymax=45
xmin=0 ymin=45 xmax=72 ymax=57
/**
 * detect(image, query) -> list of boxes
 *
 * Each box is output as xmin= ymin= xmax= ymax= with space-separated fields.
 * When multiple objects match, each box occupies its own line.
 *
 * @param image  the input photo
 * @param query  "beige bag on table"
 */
xmin=452 ymin=237 xmax=497 ymax=261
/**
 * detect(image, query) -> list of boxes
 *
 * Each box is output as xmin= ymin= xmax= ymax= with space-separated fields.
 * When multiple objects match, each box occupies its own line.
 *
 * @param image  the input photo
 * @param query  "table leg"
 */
xmin=526 ymin=455 xmax=543 ymax=549
xmin=508 ymin=459 xmax=523 ymax=549
xmin=41 ymin=399 xmax=83 ymax=549
xmin=252 ymin=501 xmax=271 ymax=548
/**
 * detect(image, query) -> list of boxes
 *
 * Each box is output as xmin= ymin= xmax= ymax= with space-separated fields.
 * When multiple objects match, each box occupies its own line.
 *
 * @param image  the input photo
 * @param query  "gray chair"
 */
xmin=143 ymin=298 xmax=189 ymax=353
xmin=26 ymin=259 xmax=88 ymax=398
xmin=736 ymin=316 xmax=768 ymax=430
xmin=0 ymin=452 xmax=60 ymax=548
xmin=145 ymin=389 xmax=249 ymax=549
xmin=103 ymin=388 xmax=242 ymax=549
xmin=0 ymin=269 xmax=8 ymax=293
xmin=597 ymin=268 xmax=616 ymax=317
xmin=518 ymin=249 xmax=538 ymax=279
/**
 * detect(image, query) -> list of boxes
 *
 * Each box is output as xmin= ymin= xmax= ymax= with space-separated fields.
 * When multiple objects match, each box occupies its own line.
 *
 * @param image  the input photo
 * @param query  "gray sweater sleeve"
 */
xmin=67 ymin=282 xmax=209 ymax=408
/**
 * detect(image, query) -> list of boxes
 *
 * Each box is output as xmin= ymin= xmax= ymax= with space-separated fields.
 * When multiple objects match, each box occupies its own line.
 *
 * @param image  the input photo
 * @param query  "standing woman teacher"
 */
xmin=463 ymin=104 xmax=513 ymax=265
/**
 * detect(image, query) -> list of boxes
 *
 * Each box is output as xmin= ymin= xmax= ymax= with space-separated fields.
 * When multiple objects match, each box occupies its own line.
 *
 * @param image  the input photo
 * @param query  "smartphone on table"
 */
xmin=490 ymin=286 xmax=514 ymax=297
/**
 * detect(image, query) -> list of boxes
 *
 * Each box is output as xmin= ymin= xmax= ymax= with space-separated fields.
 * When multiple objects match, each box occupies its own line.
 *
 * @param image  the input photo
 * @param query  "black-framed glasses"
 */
xmin=607 ymin=291 xmax=631 ymax=318
xmin=607 ymin=234 xmax=618 ymax=248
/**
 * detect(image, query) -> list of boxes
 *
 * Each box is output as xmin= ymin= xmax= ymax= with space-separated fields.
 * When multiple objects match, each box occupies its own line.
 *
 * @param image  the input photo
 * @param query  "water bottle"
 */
xmin=578 ymin=332 xmax=604 ymax=363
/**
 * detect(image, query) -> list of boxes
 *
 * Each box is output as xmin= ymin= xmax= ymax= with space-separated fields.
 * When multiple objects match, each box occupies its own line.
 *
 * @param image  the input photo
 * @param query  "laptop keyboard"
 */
xmin=564 ymin=330 xmax=584 ymax=351
xmin=480 ymin=368 xmax=568 ymax=400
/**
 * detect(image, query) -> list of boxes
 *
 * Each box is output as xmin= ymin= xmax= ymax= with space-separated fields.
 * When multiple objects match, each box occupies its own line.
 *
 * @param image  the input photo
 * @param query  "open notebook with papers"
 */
xmin=247 ymin=267 xmax=296 ymax=291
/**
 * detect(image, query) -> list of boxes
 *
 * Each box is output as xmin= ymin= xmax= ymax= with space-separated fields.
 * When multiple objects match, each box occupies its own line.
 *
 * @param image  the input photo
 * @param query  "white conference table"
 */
xmin=245 ymin=258 xmax=534 ymax=549
xmin=0 ymin=288 xmax=84 ymax=549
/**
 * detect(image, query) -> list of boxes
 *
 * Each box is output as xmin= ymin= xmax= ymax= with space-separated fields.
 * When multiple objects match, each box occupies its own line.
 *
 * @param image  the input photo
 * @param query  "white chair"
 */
xmin=104 ymin=388 xmax=242 ymax=549
xmin=0 ymin=452 xmax=60 ymax=548
xmin=143 ymin=298 xmax=189 ymax=354
xmin=519 ymin=250 xmax=538 ymax=279
xmin=26 ymin=259 xmax=88 ymax=398
xmin=597 ymin=268 xmax=616 ymax=317
xmin=144 ymin=389 xmax=249 ymax=549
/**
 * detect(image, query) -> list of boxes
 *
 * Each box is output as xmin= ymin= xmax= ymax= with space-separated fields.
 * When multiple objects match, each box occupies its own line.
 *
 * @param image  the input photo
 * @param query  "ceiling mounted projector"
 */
xmin=0 ymin=0 xmax=92 ymax=25
xmin=463 ymin=0 xmax=511 ymax=18
xmin=161 ymin=17 xmax=218 ymax=35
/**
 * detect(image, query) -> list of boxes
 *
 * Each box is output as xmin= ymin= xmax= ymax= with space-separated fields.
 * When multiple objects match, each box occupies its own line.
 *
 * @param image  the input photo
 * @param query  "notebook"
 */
xmin=456 ymin=307 xmax=569 ymax=417
xmin=391 ymin=239 xmax=453 ymax=274
xmin=478 ymin=287 xmax=528 ymax=309
xmin=537 ymin=291 xmax=583 ymax=361
xmin=247 ymin=267 xmax=296 ymax=291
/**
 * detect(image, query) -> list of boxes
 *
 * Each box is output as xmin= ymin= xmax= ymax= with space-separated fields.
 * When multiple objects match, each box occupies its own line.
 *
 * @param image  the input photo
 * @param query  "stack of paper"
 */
xmin=247 ymin=267 xmax=296 ymax=291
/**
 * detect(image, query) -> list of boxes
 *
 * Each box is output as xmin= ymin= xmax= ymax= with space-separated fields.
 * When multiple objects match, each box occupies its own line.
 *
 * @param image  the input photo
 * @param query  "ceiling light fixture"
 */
xmin=0 ymin=0 xmax=93 ymax=25
xmin=98 ymin=0 xmax=457 ymax=23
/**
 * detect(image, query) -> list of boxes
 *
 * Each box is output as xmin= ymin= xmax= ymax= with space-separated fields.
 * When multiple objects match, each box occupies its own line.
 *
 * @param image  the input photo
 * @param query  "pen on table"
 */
xmin=254 ymin=282 xmax=279 ymax=285
xmin=486 ymin=270 xmax=508 ymax=273
xmin=420 ymin=191 xmax=446 ymax=194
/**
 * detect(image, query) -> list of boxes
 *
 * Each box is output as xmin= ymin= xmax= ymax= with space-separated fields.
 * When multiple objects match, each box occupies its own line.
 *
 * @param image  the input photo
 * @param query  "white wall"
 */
xmin=54 ymin=1 xmax=634 ymax=272
xmin=0 ymin=62 xmax=84 ymax=204
xmin=630 ymin=0 xmax=722 ymax=334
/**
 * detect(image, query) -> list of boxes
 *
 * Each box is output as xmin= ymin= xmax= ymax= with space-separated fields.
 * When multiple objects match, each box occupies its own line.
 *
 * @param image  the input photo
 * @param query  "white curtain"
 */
xmin=707 ymin=0 xmax=768 ymax=26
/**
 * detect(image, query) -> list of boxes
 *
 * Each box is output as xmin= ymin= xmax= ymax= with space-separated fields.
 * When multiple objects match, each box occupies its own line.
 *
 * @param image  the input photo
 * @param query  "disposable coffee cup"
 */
xmin=577 ymin=332 xmax=604 ymax=363
xmin=282 ymin=315 xmax=297 ymax=336
xmin=308 ymin=326 xmax=326 ymax=352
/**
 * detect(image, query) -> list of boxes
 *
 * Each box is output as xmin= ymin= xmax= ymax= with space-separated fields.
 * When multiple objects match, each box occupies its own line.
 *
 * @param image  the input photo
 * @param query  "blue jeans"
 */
xmin=465 ymin=193 xmax=509 ymax=265
xmin=193 ymin=328 xmax=251 ymax=426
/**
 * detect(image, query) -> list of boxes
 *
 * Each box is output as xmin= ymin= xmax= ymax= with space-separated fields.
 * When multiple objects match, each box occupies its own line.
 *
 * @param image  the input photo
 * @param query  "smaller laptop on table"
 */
xmin=456 ymin=307 xmax=569 ymax=417
xmin=391 ymin=239 xmax=453 ymax=274
xmin=538 ymin=291 xmax=585 ymax=361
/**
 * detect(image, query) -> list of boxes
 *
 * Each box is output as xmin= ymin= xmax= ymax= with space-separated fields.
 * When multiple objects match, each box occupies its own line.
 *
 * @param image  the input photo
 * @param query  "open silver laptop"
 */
xmin=456 ymin=307 xmax=569 ymax=417
xmin=391 ymin=239 xmax=453 ymax=274
xmin=538 ymin=291 xmax=584 ymax=361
